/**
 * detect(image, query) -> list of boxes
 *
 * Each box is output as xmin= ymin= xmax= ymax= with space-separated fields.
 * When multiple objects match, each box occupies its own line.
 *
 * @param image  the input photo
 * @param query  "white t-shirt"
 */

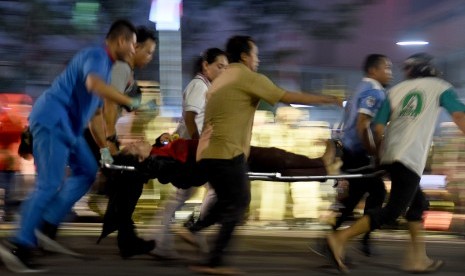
xmin=374 ymin=77 xmax=465 ymax=176
xmin=175 ymin=74 xmax=210 ymax=139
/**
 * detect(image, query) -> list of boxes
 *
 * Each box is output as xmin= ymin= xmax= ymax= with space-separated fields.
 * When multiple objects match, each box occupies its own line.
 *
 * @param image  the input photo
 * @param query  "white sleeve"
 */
xmin=183 ymin=79 xmax=208 ymax=114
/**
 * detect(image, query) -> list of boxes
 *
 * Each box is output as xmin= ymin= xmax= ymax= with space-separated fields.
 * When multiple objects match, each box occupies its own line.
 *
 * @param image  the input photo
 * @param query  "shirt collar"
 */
xmin=105 ymin=47 xmax=115 ymax=63
xmin=362 ymin=77 xmax=384 ymax=90
xmin=195 ymin=73 xmax=211 ymax=87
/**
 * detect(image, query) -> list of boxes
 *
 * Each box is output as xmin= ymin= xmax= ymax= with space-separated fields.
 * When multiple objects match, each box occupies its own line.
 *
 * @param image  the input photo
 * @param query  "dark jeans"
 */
xmin=191 ymin=154 xmax=251 ymax=267
xmin=366 ymin=162 xmax=429 ymax=230
xmin=335 ymin=149 xmax=386 ymax=233
xmin=83 ymin=127 xmax=147 ymax=246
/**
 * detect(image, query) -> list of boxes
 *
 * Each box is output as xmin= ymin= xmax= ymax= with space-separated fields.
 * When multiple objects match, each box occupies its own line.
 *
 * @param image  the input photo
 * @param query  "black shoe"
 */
xmin=39 ymin=220 xmax=58 ymax=240
xmin=0 ymin=239 xmax=45 ymax=273
xmin=119 ymin=238 xmax=156 ymax=259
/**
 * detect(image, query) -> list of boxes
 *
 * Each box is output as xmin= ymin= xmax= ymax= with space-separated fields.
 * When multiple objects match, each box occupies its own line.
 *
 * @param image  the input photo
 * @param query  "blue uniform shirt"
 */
xmin=341 ymin=78 xmax=386 ymax=155
xmin=29 ymin=46 xmax=112 ymax=136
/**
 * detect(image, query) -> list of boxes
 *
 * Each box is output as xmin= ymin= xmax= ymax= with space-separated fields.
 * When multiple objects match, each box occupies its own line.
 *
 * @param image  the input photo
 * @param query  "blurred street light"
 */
xmin=396 ymin=41 xmax=429 ymax=46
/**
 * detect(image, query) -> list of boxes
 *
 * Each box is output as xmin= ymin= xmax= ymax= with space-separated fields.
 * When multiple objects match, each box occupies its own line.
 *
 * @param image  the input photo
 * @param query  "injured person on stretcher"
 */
xmin=116 ymin=133 xmax=339 ymax=185
xmin=97 ymin=133 xmax=339 ymax=258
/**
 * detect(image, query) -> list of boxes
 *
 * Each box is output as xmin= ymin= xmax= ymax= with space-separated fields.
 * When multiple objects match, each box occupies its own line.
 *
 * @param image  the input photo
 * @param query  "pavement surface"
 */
xmin=0 ymin=224 xmax=464 ymax=275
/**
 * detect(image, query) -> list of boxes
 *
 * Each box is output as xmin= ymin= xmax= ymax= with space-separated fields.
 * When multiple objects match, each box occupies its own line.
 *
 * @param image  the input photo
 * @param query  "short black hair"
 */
xmin=153 ymin=133 xmax=170 ymax=148
xmin=403 ymin=52 xmax=440 ymax=78
xmin=363 ymin=54 xmax=387 ymax=74
xmin=136 ymin=26 xmax=158 ymax=44
xmin=192 ymin=48 xmax=226 ymax=76
xmin=106 ymin=19 xmax=137 ymax=41
xmin=225 ymin=35 xmax=255 ymax=63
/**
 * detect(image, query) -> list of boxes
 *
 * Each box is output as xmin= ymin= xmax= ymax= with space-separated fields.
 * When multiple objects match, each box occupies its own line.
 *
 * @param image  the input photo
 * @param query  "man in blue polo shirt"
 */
xmin=335 ymin=54 xmax=392 ymax=256
xmin=0 ymin=19 xmax=141 ymax=273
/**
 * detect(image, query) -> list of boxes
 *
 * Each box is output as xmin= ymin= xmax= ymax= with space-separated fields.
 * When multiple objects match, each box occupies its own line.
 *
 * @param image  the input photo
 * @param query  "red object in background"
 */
xmin=0 ymin=93 xmax=32 ymax=148
xmin=0 ymin=93 xmax=33 ymax=171
xmin=0 ymin=111 xmax=23 ymax=147
xmin=423 ymin=211 xmax=453 ymax=231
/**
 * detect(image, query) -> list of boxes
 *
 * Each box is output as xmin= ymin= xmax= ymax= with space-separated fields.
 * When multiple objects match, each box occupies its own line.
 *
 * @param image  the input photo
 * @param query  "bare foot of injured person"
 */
xmin=321 ymin=140 xmax=340 ymax=175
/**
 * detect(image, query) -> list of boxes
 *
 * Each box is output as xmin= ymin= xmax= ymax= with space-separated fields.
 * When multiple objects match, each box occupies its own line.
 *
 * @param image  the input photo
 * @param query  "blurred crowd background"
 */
xmin=2 ymin=0 xmax=465 ymax=234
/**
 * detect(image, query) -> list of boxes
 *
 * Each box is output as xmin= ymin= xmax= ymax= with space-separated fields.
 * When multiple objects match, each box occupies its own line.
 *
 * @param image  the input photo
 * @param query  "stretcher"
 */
xmin=103 ymin=163 xmax=386 ymax=182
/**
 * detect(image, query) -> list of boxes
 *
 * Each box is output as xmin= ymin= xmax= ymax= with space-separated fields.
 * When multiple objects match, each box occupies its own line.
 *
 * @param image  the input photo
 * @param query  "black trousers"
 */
xmin=192 ymin=154 xmax=251 ymax=267
xmin=335 ymin=149 xmax=386 ymax=231
xmin=100 ymin=170 xmax=146 ymax=248
xmin=84 ymin=127 xmax=147 ymax=246
xmin=366 ymin=162 xmax=429 ymax=230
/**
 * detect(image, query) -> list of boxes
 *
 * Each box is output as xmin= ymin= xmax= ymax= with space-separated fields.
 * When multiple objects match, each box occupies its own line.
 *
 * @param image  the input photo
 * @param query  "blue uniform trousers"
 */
xmin=14 ymin=121 xmax=97 ymax=247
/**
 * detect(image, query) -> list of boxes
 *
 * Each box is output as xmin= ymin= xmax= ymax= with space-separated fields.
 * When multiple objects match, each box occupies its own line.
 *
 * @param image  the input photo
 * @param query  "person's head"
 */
xmin=193 ymin=48 xmax=228 ymax=81
xmin=363 ymin=54 xmax=392 ymax=87
xmin=105 ymin=19 xmax=137 ymax=62
xmin=403 ymin=53 xmax=440 ymax=79
xmin=225 ymin=35 xmax=259 ymax=71
xmin=120 ymin=140 xmax=153 ymax=162
xmin=132 ymin=26 xmax=157 ymax=68
xmin=153 ymin=132 xmax=173 ymax=147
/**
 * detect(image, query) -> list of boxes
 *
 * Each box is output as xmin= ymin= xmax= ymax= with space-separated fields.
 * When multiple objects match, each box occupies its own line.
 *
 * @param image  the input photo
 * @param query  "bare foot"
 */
xmin=402 ymin=258 xmax=444 ymax=273
xmin=321 ymin=140 xmax=336 ymax=167
xmin=326 ymin=158 xmax=342 ymax=175
xmin=326 ymin=233 xmax=349 ymax=273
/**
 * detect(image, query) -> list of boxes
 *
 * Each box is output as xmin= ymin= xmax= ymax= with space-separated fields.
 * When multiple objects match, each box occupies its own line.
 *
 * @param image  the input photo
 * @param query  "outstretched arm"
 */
xmin=279 ymin=91 xmax=343 ymax=107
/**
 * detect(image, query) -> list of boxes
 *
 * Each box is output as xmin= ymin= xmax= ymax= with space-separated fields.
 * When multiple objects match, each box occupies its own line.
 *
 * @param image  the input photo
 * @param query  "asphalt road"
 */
xmin=0 ymin=225 xmax=464 ymax=275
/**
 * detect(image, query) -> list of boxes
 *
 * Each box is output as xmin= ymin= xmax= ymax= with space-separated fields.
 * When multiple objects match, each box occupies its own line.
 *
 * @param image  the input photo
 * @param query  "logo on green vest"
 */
xmin=399 ymin=91 xmax=423 ymax=117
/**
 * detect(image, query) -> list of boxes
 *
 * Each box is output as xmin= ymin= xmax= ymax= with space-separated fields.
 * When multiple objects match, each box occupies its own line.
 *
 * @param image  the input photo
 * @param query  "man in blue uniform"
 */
xmin=335 ymin=54 xmax=392 ymax=255
xmin=0 ymin=19 xmax=141 ymax=273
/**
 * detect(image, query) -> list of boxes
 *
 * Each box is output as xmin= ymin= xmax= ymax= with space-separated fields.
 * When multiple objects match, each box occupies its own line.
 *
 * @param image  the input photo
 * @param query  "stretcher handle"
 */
xmin=103 ymin=163 xmax=136 ymax=171
xmin=247 ymin=170 xmax=386 ymax=181
xmin=102 ymin=163 xmax=386 ymax=182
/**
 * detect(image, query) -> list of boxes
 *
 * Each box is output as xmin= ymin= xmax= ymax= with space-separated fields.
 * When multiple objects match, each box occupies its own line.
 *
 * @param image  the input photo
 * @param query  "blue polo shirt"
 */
xmin=29 ymin=46 xmax=112 ymax=136
xmin=341 ymin=78 xmax=386 ymax=155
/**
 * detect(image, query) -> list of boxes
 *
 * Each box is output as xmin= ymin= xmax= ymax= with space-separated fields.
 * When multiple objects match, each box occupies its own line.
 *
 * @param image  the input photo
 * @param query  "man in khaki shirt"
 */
xmin=186 ymin=35 xmax=342 ymax=275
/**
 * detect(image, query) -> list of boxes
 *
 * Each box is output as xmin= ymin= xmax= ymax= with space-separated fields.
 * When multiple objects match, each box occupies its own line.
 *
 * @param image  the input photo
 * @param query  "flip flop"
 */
xmin=405 ymin=260 xmax=444 ymax=274
xmin=324 ymin=237 xmax=349 ymax=274
xmin=308 ymin=237 xmax=327 ymax=257
xmin=308 ymin=238 xmax=355 ymax=268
